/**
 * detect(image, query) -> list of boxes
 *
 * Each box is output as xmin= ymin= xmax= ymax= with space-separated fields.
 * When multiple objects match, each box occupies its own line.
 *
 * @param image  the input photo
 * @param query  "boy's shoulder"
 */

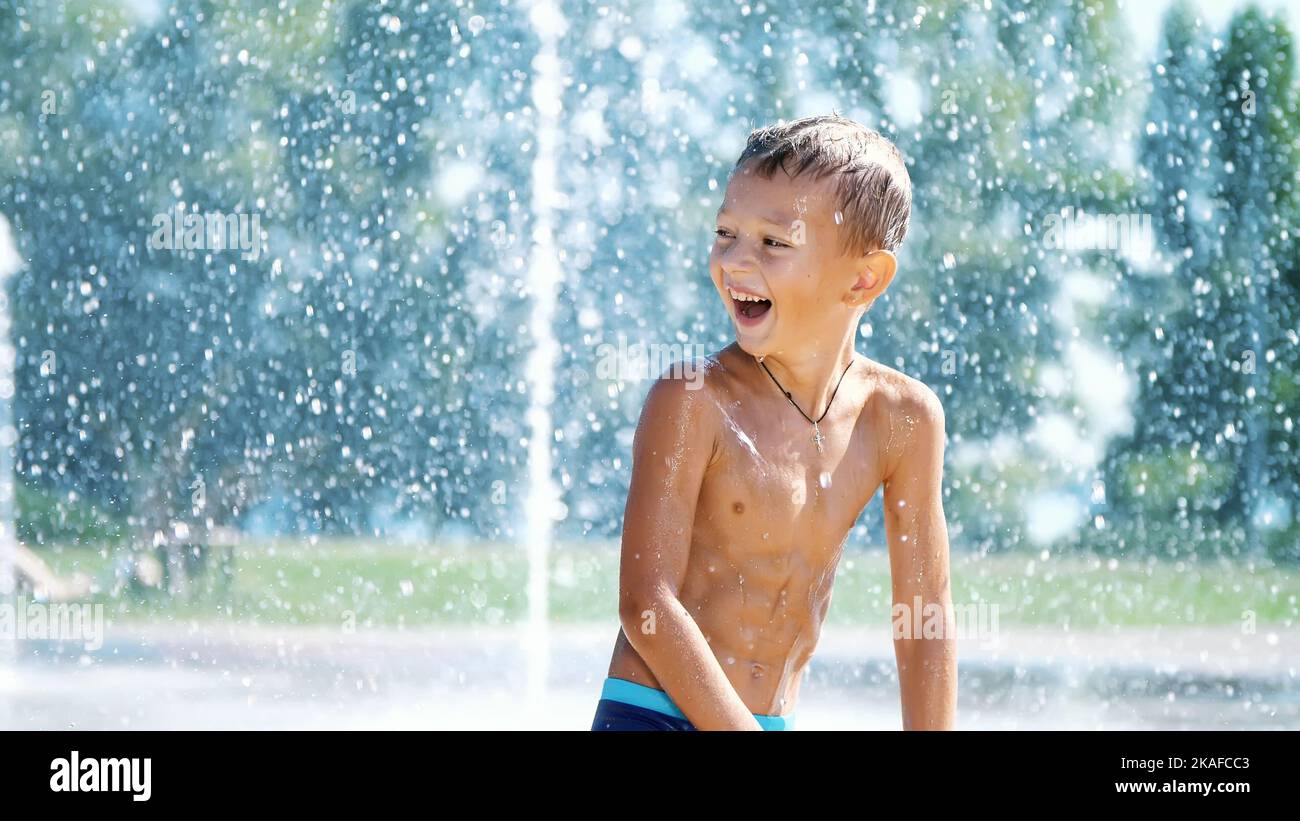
xmin=855 ymin=354 xmax=945 ymax=423
xmin=643 ymin=347 xmax=727 ymax=394
xmin=643 ymin=344 xmax=740 ymax=400
xmin=635 ymin=349 xmax=727 ymax=425
xmin=628 ymin=350 xmax=728 ymax=469
xmin=855 ymin=356 xmax=946 ymax=482
xmin=633 ymin=347 xmax=745 ymax=445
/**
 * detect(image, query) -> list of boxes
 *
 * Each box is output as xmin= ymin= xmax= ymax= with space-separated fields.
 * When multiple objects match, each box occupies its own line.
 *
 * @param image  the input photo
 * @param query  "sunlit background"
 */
xmin=0 ymin=0 xmax=1297 ymax=729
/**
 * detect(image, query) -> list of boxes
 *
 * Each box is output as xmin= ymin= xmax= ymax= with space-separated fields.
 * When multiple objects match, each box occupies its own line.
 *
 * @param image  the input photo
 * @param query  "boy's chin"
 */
xmin=734 ymin=335 xmax=774 ymax=359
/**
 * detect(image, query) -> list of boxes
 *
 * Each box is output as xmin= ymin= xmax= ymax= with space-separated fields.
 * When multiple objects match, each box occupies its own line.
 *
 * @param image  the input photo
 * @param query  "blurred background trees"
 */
xmin=0 ymin=0 xmax=1295 ymax=566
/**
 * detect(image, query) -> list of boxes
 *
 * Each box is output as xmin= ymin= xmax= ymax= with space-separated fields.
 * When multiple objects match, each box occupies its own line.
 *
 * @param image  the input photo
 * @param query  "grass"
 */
xmin=30 ymin=537 xmax=1300 ymax=629
xmin=832 ymin=550 xmax=1299 ymax=629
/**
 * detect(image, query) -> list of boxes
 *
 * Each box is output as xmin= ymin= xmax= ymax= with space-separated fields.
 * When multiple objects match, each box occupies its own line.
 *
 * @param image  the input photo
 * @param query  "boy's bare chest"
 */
xmin=699 ymin=405 xmax=882 ymax=547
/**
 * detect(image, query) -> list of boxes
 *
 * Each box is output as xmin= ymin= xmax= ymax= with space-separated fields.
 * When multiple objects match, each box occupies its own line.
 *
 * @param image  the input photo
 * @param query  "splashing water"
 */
xmin=718 ymin=405 xmax=764 ymax=465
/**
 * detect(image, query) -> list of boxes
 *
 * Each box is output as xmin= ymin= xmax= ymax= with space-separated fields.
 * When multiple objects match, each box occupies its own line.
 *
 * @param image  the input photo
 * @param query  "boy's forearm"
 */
xmin=620 ymin=594 xmax=763 ymax=731
xmin=896 ymin=634 xmax=957 ymax=730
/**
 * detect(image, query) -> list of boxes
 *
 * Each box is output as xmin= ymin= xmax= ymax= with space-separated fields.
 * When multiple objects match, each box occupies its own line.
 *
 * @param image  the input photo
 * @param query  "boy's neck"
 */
xmin=745 ymin=326 xmax=861 ymax=419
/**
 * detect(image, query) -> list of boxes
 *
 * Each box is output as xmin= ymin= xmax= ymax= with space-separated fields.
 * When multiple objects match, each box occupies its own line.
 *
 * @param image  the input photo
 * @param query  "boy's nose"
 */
xmin=719 ymin=239 xmax=759 ymax=275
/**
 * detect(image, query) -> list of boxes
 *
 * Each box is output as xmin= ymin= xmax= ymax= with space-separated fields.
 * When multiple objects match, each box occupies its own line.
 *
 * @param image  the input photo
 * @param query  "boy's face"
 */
xmin=709 ymin=162 xmax=890 ymax=358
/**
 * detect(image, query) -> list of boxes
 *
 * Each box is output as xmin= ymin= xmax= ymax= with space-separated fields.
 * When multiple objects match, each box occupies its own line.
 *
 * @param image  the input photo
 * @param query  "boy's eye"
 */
xmin=713 ymin=228 xmax=787 ymax=248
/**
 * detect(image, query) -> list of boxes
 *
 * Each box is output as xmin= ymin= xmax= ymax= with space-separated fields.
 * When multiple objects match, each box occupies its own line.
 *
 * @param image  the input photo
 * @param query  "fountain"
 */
xmin=521 ymin=0 xmax=567 ymax=722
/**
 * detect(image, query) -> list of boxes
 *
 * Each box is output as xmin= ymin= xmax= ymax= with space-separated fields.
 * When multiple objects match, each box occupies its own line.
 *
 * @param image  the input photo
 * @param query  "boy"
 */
xmin=590 ymin=114 xmax=957 ymax=731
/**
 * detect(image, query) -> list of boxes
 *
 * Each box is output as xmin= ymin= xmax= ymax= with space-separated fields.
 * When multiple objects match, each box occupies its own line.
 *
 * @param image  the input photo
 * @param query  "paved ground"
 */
xmin=2 ymin=621 xmax=1297 ymax=729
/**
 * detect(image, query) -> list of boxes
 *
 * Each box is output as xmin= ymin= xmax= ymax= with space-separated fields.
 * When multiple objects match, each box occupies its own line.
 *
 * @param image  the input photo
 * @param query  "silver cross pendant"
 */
xmin=812 ymin=422 xmax=825 ymax=454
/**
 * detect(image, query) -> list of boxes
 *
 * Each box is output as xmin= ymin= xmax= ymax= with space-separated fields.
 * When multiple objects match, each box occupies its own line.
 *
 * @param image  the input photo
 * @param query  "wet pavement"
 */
xmin=2 ymin=622 xmax=1296 ymax=729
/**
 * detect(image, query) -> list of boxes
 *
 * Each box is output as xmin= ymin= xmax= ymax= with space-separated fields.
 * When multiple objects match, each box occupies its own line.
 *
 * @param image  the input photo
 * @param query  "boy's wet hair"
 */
xmin=733 ymin=113 xmax=912 ymax=255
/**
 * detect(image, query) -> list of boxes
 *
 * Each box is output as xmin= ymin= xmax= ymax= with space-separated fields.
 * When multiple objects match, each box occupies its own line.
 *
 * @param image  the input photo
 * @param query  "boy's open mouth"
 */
xmin=734 ymin=296 xmax=772 ymax=319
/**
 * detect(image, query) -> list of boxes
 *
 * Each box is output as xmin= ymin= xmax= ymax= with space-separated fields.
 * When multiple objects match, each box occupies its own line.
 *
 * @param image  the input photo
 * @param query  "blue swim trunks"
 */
xmin=590 ymin=676 xmax=795 ymax=731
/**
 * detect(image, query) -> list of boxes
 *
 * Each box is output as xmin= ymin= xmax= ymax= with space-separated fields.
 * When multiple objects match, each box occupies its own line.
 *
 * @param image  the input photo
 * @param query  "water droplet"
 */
xmin=819 ymin=471 xmax=832 ymax=488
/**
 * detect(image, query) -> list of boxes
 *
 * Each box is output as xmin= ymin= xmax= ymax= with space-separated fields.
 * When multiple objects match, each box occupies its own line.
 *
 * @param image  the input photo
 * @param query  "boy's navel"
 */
xmin=732 ymin=501 xmax=745 ymax=514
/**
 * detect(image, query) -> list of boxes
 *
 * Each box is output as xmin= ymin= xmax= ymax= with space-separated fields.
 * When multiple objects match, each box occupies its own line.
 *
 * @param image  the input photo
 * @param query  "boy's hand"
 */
xmin=882 ymin=383 xmax=957 ymax=730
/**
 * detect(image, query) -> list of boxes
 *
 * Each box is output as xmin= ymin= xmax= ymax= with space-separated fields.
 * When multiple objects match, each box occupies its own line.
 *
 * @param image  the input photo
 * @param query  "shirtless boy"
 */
xmin=590 ymin=114 xmax=957 ymax=731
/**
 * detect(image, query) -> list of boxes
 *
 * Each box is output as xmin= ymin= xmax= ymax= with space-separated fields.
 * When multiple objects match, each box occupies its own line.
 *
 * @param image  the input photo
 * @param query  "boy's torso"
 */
xmin=609 ymin=343 xmax=911 ymax=716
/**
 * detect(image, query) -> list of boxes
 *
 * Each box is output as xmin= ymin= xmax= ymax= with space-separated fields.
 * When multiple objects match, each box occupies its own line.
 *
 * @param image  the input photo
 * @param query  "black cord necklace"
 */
xmin=758 ymin=355 xmax=854 ymax=453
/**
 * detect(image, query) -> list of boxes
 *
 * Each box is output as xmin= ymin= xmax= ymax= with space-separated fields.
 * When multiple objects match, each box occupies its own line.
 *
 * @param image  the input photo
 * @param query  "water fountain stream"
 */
xmin=521 ymin=0 xmax=567 ymax=719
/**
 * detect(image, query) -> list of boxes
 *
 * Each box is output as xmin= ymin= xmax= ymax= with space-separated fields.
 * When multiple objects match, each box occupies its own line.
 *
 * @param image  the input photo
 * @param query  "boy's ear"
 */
xmin=848 ymin=250 xmax=897 ymax=308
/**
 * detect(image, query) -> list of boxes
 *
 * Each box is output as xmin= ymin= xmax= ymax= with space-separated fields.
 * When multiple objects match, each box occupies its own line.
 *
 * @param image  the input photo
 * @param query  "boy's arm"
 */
xmin=617 ymin=369 xmax=764 ymax=731
xmin=881 ymin=384 xmax=957 ymax=730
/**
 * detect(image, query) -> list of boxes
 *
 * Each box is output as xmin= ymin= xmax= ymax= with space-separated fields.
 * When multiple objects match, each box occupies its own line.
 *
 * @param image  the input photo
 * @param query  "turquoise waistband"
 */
xmin=600 ymin=676 xmax=795 ymax=731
